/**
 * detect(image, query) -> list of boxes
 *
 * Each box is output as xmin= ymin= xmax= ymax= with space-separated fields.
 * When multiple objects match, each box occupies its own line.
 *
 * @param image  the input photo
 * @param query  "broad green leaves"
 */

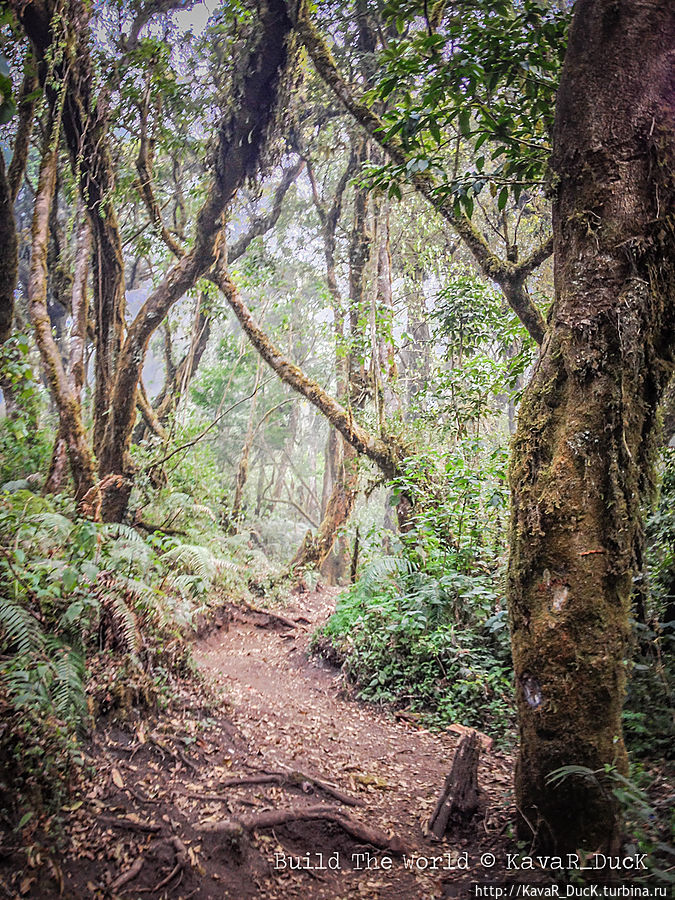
xmin=367 ymin=0 xmax=570 ymax=217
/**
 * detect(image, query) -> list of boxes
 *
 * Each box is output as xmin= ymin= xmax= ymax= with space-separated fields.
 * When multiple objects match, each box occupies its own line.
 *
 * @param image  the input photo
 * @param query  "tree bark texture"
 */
xmin=28 ymin=121 xmax=96 ymax=502
xmin=0 ymin=154 xmax=18 ymax=345
xmin=507 ymin=0 xmax=675 ymax=854
xmin=44 ymin=214 xmax=92 ymax=494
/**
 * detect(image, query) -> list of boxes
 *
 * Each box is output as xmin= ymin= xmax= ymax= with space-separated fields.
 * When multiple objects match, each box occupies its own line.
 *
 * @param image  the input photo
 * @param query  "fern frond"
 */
xmin=192 ymin=504 xmax=217 ymax=522
xmin=49 ymin=644 xmax=86 ymax=719
xmin=106 ymin=540 xmax=153 ymax=573
xmin=27 ymin=512 xmax=74 ymax=543
xmin=360 ymin=556 xmax=414 ymax=591
xmin=170 ymin=573 xmax=204 ymax=600
xmin=99 ymin=523 xmax=147 ymax=545
xmin=161 ymin=543 xmax=216 ymax=581
xmin=114 ymin=597 xmax=140 ymax=654
xmin=102 ymin=595 xmax=140 ymax=654
xmin=0 ymin=598 xmax=44 ymax=655
xmin=113 ymin=575 xmax=157 ymax=606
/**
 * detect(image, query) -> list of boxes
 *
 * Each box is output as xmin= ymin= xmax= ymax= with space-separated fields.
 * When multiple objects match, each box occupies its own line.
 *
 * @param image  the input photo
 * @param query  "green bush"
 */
xmin=315 ymin=555 xmax=514 ymax=735
xmin=0 ymin=489 xmax=238 ymax=818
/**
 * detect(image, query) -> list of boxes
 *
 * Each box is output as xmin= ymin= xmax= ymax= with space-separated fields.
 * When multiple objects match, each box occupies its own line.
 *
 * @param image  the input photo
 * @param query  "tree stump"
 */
xmin=427 ymin=730 xmax=481 ymax=839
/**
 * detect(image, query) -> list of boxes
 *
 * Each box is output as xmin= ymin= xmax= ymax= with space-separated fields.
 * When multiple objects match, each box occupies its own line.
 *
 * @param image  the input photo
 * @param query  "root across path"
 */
xmin=6 ymin=585 xmax=516 ymax=899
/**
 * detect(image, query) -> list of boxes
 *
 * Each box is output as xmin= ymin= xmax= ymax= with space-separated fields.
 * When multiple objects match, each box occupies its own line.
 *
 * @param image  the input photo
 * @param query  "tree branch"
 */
xmin=211 ymin=263 xmax=400 ymax=478
xmin=294 ymin=4 xmax=549 ymax=343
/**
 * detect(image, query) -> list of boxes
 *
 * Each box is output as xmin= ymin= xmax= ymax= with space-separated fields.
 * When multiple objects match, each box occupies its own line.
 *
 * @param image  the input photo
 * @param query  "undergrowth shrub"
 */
xmin=0 ymin=489 xmax=239 ymax=822
xmin=315 ymin=438 xmax=513 ymax=736
xmin=314 ymin=555 xmax=514 ymax=735
xmin=627 ymin=447 xmax=675 ymax=757
xmin=0 ymin=335 xmax=51 ymax=485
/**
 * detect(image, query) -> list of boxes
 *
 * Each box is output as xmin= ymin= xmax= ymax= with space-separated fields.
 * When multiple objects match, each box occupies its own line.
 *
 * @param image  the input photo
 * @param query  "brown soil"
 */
xmin=3 ymin=585 xmax=517 ymax=899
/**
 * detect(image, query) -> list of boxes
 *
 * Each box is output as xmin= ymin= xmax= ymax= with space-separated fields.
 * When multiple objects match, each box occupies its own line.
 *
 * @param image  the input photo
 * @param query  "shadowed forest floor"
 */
xmin=4 ymin=586 xmax=520 ymax=899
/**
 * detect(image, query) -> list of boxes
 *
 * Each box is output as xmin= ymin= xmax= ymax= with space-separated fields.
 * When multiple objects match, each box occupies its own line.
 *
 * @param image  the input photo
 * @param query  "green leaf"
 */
xmin=62 ymin=567 xmax=78 ymax=593
xmin=17 ymin=811 xmax=34 ymax=829
xmin=497 ymin=186 xmax=509 ymax=211
xmin=0 ymin=99 xmax=17 ymax=124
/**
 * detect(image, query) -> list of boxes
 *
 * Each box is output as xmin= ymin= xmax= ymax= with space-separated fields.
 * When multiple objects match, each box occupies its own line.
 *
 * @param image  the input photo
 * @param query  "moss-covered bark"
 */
xmin=28 ymin=118 xmax=96 ymax=502
xmin=0 ymin=155 xmax=17 ymax=346
xmin=508 ymin=0 xmax=675 ymax=853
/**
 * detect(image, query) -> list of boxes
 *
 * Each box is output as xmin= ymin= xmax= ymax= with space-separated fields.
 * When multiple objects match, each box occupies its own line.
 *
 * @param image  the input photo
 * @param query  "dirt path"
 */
xmin=6 ymin=586 xmax=515 ymax=900
xmin=191 ymin=585 xmax=515 ymax=899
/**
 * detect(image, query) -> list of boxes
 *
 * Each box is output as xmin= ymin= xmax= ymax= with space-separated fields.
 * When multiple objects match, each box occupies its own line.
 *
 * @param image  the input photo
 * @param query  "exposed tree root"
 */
xmin=185 ymin=767 xmax=365 ymax=807
xmin=98 ymin=816 xmax=161 ymax=834
xmin=111 ymin=857 xmax=144 ymax=891
xmin=237 ymin=599 xmax=305 ymax=631
xmin=152 ymin=837 xmax=188 ymax=892
xmin=197 ymin=804 xmax=407 ymax=854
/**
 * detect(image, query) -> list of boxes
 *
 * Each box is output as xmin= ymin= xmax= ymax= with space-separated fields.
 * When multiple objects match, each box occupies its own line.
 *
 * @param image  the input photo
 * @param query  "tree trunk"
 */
xmin=273 ymin=402 xmax=299 ymax=500
xmin=290 ymin=442 xmax=358 ymax=573
xmin=28 ymin=117 xmax=96 ymax=502
xmin=376 ymin=207 xmax=400 ymax=415
xmin=229 ymin=363 xmax=262 ymax=529
xmin=507 ymin=0 xmax=675 ymax=854
xmin=1 ymin=60 xmax=38 ymax=345
xmin=44 ymin=214 xmax=91 ymax=494
xmin=0 ymin=154 xmax=17 ymax=345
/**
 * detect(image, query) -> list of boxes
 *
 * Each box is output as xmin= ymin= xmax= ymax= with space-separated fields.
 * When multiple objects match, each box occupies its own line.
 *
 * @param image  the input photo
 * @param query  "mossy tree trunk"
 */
xmin=507 ymin=0 xmax=675 ymax=853
xmin=0 ymin=154 xmax=17 ymax=347
xmin=44 ymin=213 xmax=91 ymax=494
xmin=28 ymin=115 xmax=96 ymax=502
xmin=229 ymin=361 xmax=262 ymax=530
xmin=0 ymin=60 xmax=38 ymax=345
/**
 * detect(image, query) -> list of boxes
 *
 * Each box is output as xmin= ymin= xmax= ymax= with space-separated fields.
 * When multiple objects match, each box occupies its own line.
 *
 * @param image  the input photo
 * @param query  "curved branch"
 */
xmin=211 ymin=263 xmax=399 ymax=478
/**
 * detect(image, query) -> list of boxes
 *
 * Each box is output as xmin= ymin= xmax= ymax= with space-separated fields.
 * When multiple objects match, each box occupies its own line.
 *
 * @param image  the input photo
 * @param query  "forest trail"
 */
xmin=190 ymin=584 xmax=515 ymax=898
xmin=10 ymin=586 xmax=515 ymax=900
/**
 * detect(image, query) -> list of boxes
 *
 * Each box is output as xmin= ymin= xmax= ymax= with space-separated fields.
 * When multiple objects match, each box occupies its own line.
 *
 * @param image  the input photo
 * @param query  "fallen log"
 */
xmin=427 ymin=730 xmax=480 ymax=839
